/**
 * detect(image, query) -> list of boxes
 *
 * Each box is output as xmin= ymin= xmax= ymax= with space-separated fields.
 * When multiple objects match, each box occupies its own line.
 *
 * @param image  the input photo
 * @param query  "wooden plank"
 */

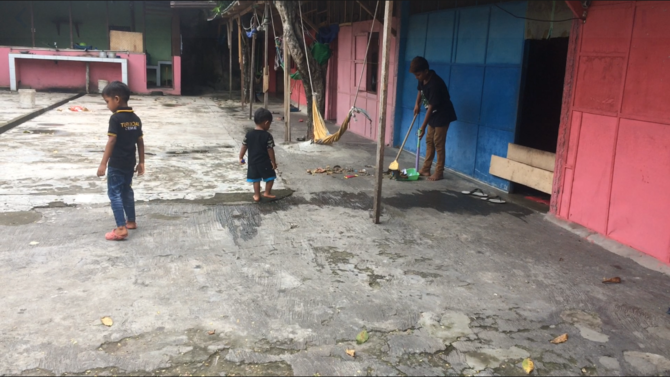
xmin=372 ymin=0 xmax=393 ymax=224
xmin=507 ymin=143 xmax=556 ymax=172
xmin=110 ymin=30 xmax=144 ymax=53
xmin=490 ymin=155 xmax=554 ymax=194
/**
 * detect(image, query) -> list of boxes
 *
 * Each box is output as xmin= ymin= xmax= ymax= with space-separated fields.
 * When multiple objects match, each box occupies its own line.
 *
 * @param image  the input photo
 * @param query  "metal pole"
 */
xmin=249 ymin=33 xmax=256 ymax=119
xmin=372 ymin=0 xmax=394 ymax=224
xmin=86 ymin=62 xmax=89 ymax=94
xmin=68 ymin=1 xmax=74 ymax=48
xmin=263 ymin=1 xmax=269 ymax=108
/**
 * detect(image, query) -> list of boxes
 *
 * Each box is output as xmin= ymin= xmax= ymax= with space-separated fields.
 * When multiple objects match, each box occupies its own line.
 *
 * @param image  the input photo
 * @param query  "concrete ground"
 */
xmin=0 ymin=90 xmax=75 ymax=125
xmin=1 ymin=93 xmax=669 ymax=376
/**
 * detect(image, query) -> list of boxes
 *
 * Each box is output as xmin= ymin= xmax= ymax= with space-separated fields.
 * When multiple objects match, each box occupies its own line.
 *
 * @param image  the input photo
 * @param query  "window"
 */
xmin=366 ymin=32 xmax=379 ymax=94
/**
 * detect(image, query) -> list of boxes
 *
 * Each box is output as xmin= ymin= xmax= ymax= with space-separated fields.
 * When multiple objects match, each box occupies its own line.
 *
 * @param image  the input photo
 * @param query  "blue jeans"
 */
xmin=107 ymin=167 xmax=135 ymax=228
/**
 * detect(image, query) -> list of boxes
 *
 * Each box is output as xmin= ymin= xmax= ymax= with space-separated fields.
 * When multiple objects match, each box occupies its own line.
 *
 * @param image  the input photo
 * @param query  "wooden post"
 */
xmin=284 ymin=41 xmax=290 ymax=142
xmin=249 ymin=33 xmax=256 ymax=119
xmin=68 ymin=1 xmax=74 ymax=48
xmin=86 ymin=62 xmax=90 ymax=94
xmin=238 ymin=17 xmax=244 ymax=107
xmin=263 ymin=1 xmax=269 ymax=108
xmin=372 ymin=0 xmax=394 ymax=224
xmin=227 ymin=21 xmax=233 ymax=100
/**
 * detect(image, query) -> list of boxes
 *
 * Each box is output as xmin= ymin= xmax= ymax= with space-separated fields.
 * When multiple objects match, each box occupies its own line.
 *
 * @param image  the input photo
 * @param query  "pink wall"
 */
xmin=0 ymin=47 xmax=181 ymax=95
xmin=554 ymin=1 xmax=670 ymax=263
xmin=335 ymin=19 xmax=400 ymax=145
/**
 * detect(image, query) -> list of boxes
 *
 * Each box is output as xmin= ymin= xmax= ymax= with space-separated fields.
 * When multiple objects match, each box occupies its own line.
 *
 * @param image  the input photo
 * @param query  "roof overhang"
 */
xmin=170 ymin=1 xmax=217 ymax=9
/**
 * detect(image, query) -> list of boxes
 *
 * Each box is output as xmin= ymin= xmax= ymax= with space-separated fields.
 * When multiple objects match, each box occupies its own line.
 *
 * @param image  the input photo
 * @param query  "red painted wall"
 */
xmin=554 ymin=1 xmax=670 ymax=263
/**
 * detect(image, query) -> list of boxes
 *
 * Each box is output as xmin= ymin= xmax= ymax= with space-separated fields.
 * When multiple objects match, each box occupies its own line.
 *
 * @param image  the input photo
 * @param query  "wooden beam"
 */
xmin=228 ymin=21 xmax=233 ymax=100
xmin=238 ymin=16 xmax=244 ymax=106
xmin=357 ymin=0 xmax=396 ymax=37
xmin=249 ymin=33 xmax=256 ymax=119
xmin=507 ymin=144 xmax=556 ymax=172
xmin=68 ymin=1 xmax=74 ymax=48
xmin=372 ymin=0 xmax=394 ymax=224
xmin=565 ymin=0 xmax=586 ymax=20
xmin=263 ymin=1 xmax=269 ymax=108
xmin=284 ymin=41 xmax=291 ymax=143
xmin=490 ymin=155 xmax=554 ymax=194
xmin=551 ymin=19 xmax=582 ymax=214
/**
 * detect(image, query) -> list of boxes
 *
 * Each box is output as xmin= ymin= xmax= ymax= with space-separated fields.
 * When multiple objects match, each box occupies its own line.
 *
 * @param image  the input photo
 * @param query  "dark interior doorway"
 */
xmin=179 ymin=9 xmax=241 ymax=96
xmin=513 ymin=37 xmax=569 ymax=199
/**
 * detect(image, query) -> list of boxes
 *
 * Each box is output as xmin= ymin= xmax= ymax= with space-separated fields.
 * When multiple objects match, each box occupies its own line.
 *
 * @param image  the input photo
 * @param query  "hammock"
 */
xmin=297 ymin=0 xmax=380 ymax=145
xmin=312 ymin=102 xmax=372 ymax=145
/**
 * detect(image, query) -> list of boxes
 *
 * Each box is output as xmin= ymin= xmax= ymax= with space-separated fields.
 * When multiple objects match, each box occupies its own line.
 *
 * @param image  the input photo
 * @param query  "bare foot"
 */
xmin=263 ymin=193 xmax=276 ymax=199
xmin=428 ymin=174 xmax=443 ymax=181
xmin=115 ymin=227 xmax=128 ymax=237
xmin=126 ymin=221 xmax=137 ymax=230
xmin=419 ymin=169 xmax=431 ymax=177
xmin=253 ymin=194 xmax=261 ymax=202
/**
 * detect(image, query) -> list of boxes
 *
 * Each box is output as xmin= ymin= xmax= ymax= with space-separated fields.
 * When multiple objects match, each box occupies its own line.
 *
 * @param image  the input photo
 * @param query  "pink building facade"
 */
xmin=286 ymin=17 xmax=400 ymax=145
xmin=0 ymin=47 xmax=181 ymax=95
xmin=0 ymin=1 xmax=181 ymax=95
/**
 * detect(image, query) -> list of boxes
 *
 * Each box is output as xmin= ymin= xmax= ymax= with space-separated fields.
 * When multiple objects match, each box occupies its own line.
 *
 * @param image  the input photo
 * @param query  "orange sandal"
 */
xmin=105 ymin=229 xmax=128 ymax=241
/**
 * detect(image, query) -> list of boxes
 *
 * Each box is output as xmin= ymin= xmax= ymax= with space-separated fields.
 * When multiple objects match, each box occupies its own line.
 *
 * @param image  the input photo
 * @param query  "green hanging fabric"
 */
xmin=290 ymin=71 xmax=302 ymax=80
xmin=311 ymin=42 xmax=332 ymax=65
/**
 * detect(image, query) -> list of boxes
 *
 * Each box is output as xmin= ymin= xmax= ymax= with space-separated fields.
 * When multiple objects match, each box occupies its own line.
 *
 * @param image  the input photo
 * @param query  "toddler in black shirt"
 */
xmin=239 ymin=108 xmax=278 ymax=202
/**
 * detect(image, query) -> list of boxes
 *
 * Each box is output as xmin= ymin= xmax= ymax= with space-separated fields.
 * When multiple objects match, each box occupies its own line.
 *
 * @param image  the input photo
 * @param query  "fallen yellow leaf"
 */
xmin=345 ymin=349 xmax=355 ymax=357
xmin=101 ymin=316 xmax=113 ymax=327
xmin=550 ymin=333 xmax=568 ymax=344
xmin=522 ymin=358 xmax=534 ymax=374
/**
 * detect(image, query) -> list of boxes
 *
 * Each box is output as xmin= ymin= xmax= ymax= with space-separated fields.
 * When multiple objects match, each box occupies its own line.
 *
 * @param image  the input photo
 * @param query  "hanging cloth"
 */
xmin=316 ymin=24 xmax=340 ymax=44
xmin=310 ymin=42 xmax=332 ymax=65
xmin=290 ymin=71 xmax=302 ymax=80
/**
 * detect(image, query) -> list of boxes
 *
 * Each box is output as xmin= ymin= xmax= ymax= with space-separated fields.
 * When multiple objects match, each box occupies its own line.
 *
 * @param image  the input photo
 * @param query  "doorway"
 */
xmin=513 ymin=37 xmax=570 ymax=200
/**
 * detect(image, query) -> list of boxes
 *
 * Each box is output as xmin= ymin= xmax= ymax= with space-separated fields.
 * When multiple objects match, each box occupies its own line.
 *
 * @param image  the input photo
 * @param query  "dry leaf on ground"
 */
xmin=602 ymin=277 xmax=621 ymax=284
xmin=345 ymin=349 xmax=355 ymax=357
xmin=101 ymin=317 xmax=113 ymax=327
xmin=550 ymin=333 xmax=568 ymax=344
xmin=522 ymin=358 xmax=534 ymax=374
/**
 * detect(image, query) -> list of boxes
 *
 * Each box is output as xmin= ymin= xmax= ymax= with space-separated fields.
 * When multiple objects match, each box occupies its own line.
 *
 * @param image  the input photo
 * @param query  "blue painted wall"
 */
xmin=394 ymin=2 xmax=527 ymax=191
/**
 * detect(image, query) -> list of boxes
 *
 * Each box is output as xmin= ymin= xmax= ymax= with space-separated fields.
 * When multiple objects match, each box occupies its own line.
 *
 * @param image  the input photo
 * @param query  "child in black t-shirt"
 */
xmin=239 ymin=108 xmax=277 ymax=202
xmin=96 ymin=81 xmax=145 ymax=241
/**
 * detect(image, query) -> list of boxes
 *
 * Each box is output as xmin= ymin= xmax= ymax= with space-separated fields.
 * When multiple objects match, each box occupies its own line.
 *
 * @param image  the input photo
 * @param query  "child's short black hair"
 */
xmin=102 ymin=81 xmax=131 ymax=102
xmin=409 ymin=56 xmax=429 ymax=73
xmin=254 ymin=107 xmax=273 ymax=125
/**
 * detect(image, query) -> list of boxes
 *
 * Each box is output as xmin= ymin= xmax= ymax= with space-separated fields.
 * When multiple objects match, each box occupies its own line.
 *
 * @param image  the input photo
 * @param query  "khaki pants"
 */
xmin=421 ymin=125 xmax=449 ymax=175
